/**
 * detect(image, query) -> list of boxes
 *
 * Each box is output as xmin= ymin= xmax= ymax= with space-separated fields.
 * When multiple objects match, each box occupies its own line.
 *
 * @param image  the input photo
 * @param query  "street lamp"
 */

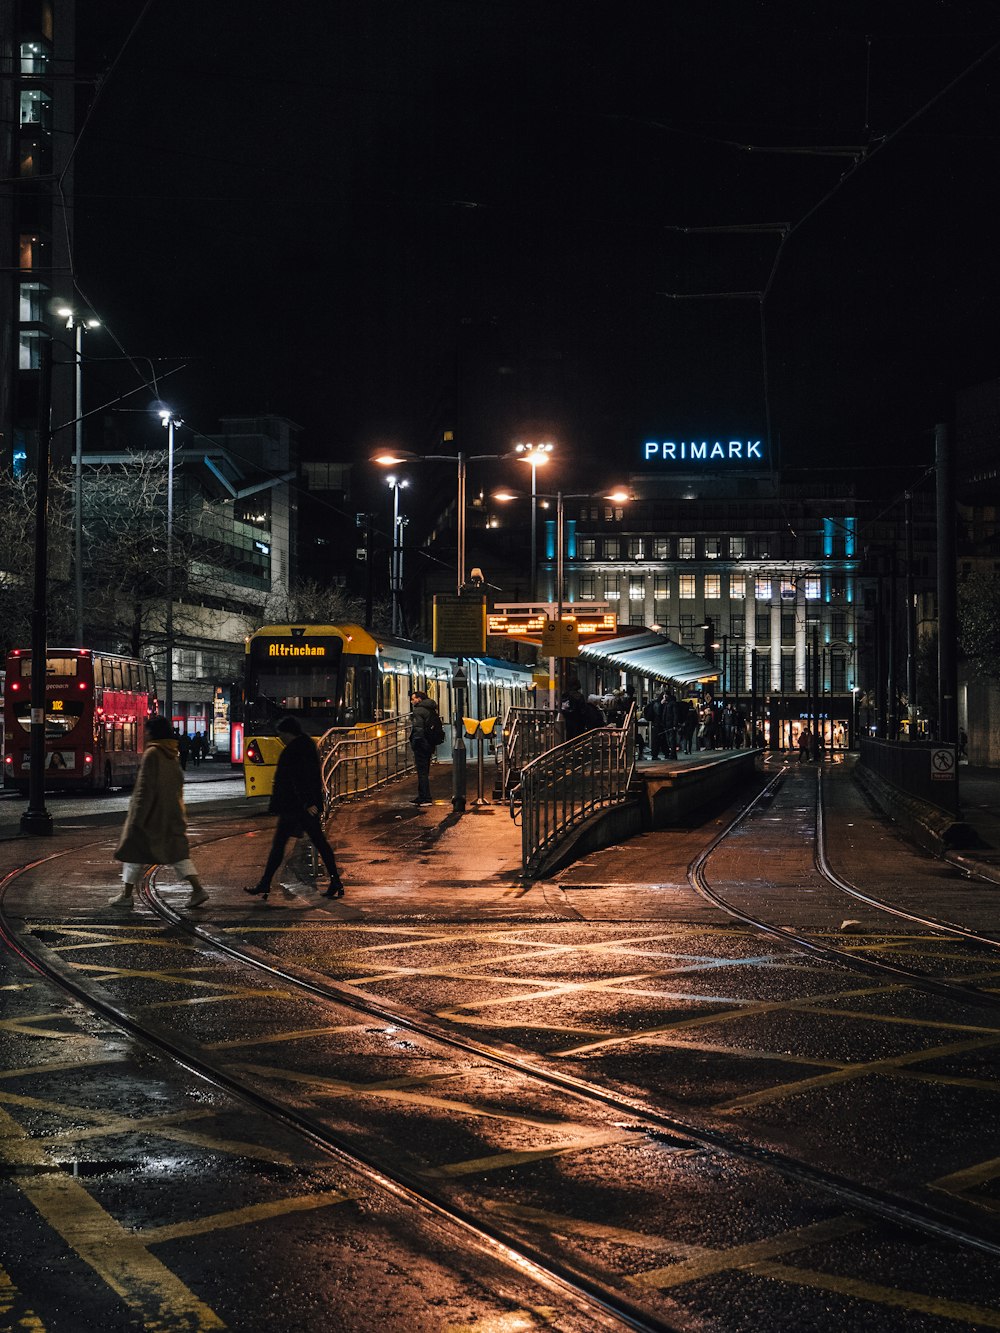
xmin=372 ymin=444 xmax=513 ymax=593
xmin=514 ymin=441 xmax=553 ymax=602
xmin=159 ymin=408 xmax=183 ymax=729
xmin=385 ymin=475 xmax=409 ymax=635
xmin=57 ymin=305 xmax=99 ymax=645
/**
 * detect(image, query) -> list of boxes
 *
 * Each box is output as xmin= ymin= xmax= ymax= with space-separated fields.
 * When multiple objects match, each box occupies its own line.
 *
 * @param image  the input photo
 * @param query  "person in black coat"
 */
xmin=244 ymin=715 xmax=344 ymax=900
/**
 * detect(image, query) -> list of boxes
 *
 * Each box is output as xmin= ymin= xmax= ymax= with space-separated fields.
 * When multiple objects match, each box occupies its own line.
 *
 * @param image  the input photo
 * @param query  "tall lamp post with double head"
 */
xmin=385 ymin=474 xmax=409 ymax=635
xmin=514 ymin=441 xmax=553 ymax=602
xmin=159 ymin=408 xmax=182 ymax=728
xmin=57 ymin=306 xmax=100 ymax=645
xmin=373 ymin=444 xmax=515 ymax=813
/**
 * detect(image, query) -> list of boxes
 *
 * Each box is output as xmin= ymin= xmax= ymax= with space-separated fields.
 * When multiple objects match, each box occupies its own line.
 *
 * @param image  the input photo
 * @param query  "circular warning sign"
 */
xmin=930 ymin=747 xmax=957 ymax=779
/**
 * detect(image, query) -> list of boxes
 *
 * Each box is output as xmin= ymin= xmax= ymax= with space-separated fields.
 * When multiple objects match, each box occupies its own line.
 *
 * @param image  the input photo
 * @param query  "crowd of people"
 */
xmin=559 ymin=682 xmax=759 ymax=757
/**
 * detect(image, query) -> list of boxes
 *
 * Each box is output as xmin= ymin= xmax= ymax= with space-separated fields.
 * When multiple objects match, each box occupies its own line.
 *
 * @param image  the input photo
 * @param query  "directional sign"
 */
xmin=930 ymin=747 xmax=957 ymax=781
xmin=541 ymin=617 xmax=579 ymax=657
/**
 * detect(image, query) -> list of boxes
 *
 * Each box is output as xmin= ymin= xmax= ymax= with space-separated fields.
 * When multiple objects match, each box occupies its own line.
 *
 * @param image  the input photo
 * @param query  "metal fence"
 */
xmin=320 ymin=717 xmax=414 ymax=810
xmin=859 ymin=737 xmax=959 ymax=816
xmin=498 ymin=706 xmax=563 ymax=798
xmin=515 ymin=706 xmax=637 ymax=879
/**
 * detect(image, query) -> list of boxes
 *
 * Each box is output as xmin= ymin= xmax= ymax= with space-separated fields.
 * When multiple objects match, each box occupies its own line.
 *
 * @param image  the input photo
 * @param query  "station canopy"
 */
xmin=578 ymin=630 xmax=718 ymax=686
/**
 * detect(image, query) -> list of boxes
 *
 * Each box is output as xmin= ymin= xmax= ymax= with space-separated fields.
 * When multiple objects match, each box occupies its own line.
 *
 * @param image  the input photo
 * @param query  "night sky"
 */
xmin=73 ymin=2 xmax=1000 ymax=489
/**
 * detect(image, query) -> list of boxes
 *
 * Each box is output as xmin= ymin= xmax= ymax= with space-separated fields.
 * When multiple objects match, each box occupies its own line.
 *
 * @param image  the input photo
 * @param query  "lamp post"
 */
xmin=159 ymin=409 xmax=182 ymax=729
xmin=57 ymin=306 xmax=99 ymax=645
xmin=385 ymin=475 xmax=409 ymax=635
xmin=514 ymin=441 xmax=553 ymax=602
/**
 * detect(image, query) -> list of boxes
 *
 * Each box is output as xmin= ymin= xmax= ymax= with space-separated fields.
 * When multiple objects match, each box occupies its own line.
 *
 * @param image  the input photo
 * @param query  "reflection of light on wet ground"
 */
xmin=0 ymin=778 xmax=246 ymax=829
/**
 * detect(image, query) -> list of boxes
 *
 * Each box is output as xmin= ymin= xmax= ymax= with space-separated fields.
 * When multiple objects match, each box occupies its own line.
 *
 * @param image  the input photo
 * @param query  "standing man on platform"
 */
xmin=409 ymin=690 xmax=442 ymax=806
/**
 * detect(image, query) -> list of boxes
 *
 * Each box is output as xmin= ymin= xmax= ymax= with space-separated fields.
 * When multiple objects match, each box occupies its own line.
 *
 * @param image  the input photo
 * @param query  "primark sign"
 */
xmin=643 ymin=438 xmax=766 ymax=464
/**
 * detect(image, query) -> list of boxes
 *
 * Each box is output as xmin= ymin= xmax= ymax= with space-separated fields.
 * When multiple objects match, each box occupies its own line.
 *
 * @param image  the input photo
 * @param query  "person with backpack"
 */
xmin=409 ymin=690 xmax=444 ymax=805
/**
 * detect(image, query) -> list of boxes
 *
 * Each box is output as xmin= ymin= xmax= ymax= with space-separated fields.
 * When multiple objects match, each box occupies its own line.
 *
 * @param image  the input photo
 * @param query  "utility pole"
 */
xmin=22 ymin=340 xmax=54 ymax=836
xmin=905 ymin=490 xmax=917 ymax=738
xmin=936 ymin=423 xmax=958 ymax=745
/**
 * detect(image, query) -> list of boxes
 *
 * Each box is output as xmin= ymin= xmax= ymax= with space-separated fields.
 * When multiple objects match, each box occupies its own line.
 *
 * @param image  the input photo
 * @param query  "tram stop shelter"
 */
xmin=577 ymin=630 xmax=719 ymax=690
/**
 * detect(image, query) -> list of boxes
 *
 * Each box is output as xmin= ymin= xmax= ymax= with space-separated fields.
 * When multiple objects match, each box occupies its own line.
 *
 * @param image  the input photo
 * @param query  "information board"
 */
xmin=433 ymin=594 xmax=487 ymax=656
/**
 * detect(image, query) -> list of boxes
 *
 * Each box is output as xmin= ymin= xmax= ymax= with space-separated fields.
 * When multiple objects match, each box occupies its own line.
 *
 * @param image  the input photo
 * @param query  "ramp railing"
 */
xmin=320 ymin=717 xmax=414 ymax=811
xmin=498 ymin=706 xmax=562 ymax=798
xmin=514 ymin=704 xmax=637 ymax=879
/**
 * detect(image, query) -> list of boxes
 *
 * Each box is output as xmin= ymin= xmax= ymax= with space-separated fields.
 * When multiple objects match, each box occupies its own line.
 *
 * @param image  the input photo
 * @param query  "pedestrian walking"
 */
xmin=409 ymin=690 xmax=443 ymax=805
xmin=244 ymin=716 xmax=344 ymax=900
xmin=190 ymin=731 xmax=202 ymax=767
xmin=797 ymin=724 xmax=812 ymax=762
xmin=110 ymin=714 xmax=209 ymax=910
xmin=177 ymin=731 xmax=190 ymax=771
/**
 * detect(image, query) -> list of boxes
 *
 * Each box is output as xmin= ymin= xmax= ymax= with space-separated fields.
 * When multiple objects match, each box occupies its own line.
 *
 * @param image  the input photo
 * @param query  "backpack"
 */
xmin=426 ymin=710 xmax=446 ymax=747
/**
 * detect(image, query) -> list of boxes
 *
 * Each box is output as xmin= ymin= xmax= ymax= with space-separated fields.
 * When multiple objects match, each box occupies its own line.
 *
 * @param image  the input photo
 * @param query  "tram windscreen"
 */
xmin=245 ymin=635 xmax=343 ymax=727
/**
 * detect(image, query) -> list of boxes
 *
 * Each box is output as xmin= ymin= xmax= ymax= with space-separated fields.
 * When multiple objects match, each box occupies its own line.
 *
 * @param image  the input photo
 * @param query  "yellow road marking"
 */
xmin=138 ymin=1188 xmax=358 ymax=1244
xmin=752 ymin=1261 xmax=1000 ymax=1327
xmin=204 ymin=1024 xmax=358 ymax=1050
xmin=485 ymin=1202 xmax=705 ymax=1257
xmin=68 ymin=963 xmax=251 ymax=988
xmin=629 ymin=1215 xmax=866 ymax=1288
xmin=552 ymin=980 xmax=970 ymax=1056
xmin=713 ymin=1034 xmax=1000 ymax=1113
xmin=0 ymin=1056 xmax=125 ymax=1081
xmin=142 ymin=990 xmax=298 ymax=1010
xmin=0 ymin=1014 xmax=87 ymax=1039
xmin=0 ymin=1105 xmax=224 ymax=1331
xmin=932 ymin=1154 xmax=1000 ymax=1194
xmin=443 ymin=1311 xmax=560 ymax=1332
xmin=424 ymin=1131 xmax=633 ymax=1179
xmin=0 ymin=1260 xmax=47 ymax=1330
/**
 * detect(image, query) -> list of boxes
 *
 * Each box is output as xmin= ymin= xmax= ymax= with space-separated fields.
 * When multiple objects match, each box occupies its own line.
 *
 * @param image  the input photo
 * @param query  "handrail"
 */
xmin=320 ymin=718 xmax=414 ymax=811
xmin=499 ymin=705 xmax=562 ymax=798
xmin=515 ymin=703 xmax=637 ymax=879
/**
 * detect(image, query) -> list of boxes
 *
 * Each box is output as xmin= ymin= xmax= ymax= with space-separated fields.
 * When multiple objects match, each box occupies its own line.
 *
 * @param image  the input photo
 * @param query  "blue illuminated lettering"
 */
xmin=641 ymin=438 xmax=765 ymax=464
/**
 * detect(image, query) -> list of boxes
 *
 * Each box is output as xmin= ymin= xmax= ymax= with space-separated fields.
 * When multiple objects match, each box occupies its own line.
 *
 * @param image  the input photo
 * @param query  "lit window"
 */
xmin=578 ymin=573 xmax=596 ymax=598
xmin=679 ymin=575 xmax=696 ymax=599
xmin=20 ymin=89 xmax=51 ymax=128
xmin=678 ymin=537 xmax=695 ymax=559
xmin=755 ymin=576 xmax=771 ymax=600
xmin=780 ymin=579 xmax=797 ymax=600
xmin=19 ymin=281 xmax=47 ymax=322
xmin=19 ymin=330 xmax=44 ymax=370
xmin=577 ymin=537 xmax=595 ymax=560
xmin=603 ymin=538 xmax=619 ymax=560
xmin=653 ymin=575 xmax=669 ymax=598
xmin=705 ymin=537 xmax=721 ymax=559
xmin=628 ymin=536 xmax=644 ymax=559
xmin=704 ymin=574 xmax=721 ymax=599
xmin=604 ymin=574 xmax=620 ymax=599
xmin=20 ymin=42 xmax=51 ymax=76
xmin=653 ymin=537 xmax=670 ymax=558
xmin=804 ymin=577 xmax=821 ymax=600
xmin=729 ymin=577 xmax=745 ymax=599
xmin=731 ymin=536 xmax=746 ymax=558
xmin=629 ymin=577 xmax=645 ymax=600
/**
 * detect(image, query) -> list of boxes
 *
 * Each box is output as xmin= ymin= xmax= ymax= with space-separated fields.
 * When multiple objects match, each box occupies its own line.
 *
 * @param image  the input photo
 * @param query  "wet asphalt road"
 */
xmin=1 ymin=763 xmax=999 ymax=1331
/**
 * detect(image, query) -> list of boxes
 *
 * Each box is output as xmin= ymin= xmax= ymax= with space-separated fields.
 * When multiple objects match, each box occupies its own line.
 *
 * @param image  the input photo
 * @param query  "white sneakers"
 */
xmin=108 ymin=891 xmax=134 ymax=909
xmin=186 ymin=887 xmax=210 ymax=908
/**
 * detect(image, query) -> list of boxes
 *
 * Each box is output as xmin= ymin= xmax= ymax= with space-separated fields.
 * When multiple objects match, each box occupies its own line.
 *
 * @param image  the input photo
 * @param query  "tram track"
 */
xmin=689 ymin=764 xmax=1000 ymax=1011
xmin=2 ymin=827 xmax=999 ymax=1313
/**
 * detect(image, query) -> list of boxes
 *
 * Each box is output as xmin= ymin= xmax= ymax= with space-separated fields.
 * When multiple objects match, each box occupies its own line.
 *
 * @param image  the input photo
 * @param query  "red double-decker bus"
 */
xmin=2 ymin=649 xmax=157 ymax=792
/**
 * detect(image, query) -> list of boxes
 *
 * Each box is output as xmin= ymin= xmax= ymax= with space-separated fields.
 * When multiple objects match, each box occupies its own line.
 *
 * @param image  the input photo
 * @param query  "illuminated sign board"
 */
xmin=643 ymin=439 xmax=765 ymax=463
xmin=488 ymin=611 xmax=618 ymax=641
xmin=267 ymin=643 xmax=327 ymax=657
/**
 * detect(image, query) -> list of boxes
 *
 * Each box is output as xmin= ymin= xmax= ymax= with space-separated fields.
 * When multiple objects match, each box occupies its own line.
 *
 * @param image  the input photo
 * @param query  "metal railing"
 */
xmin=498 ymin=706 xmax=562 ymax=798
xmin=320 ymin=717 xmax=414 ymax=810
xmin=859 ymin=737 xmax=960 ymax=817
xmin=515 ymin=705 xmax=637 ymax=879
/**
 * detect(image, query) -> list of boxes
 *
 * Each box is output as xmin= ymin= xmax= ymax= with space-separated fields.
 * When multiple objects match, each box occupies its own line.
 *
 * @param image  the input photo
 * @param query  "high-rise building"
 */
xmin=1 ymin=0 xmax=77 ymax=474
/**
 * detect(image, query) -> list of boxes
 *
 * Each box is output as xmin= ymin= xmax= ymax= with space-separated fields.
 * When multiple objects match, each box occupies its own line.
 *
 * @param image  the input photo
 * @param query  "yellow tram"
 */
xmin=241 ymin=623 xmax=534 ymax=798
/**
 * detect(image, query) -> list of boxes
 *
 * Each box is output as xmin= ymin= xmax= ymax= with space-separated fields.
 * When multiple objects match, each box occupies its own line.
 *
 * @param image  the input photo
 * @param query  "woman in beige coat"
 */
xmin=111 ymin=715 xmax=209 ymax=909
